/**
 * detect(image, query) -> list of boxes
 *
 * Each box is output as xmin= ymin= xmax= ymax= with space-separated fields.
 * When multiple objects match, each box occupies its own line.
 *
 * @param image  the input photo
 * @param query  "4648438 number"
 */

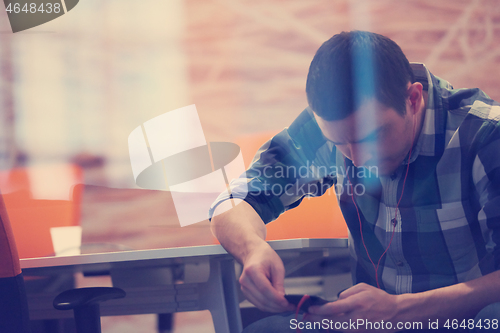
xmin=444 ymin=318 xmax=498 ymax=330
xmin=5 ymin=2 xmax=61 ymax=14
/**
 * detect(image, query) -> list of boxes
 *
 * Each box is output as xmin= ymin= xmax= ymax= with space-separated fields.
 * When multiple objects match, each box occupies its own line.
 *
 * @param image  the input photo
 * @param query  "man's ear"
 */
xmin=407 ymin=82 xmax=424 ymax=115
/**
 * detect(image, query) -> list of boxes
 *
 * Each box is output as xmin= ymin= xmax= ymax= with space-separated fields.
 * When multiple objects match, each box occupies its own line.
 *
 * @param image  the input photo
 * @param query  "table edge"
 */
xmin=20 ymin=237 xmax=348 ymax=270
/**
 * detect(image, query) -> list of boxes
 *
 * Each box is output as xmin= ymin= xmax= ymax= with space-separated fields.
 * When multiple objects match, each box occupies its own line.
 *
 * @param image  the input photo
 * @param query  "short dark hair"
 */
xmin=306 ymin=31 xmax=415 ymax=121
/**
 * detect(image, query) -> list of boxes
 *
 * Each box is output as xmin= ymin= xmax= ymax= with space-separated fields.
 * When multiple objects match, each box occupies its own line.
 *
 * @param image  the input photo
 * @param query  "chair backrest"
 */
xmin=0 ymin=163 xmax=83 ymax=259
xmin=0 ymin=193 xmax=32 ymax=333
xmin=0 ymin=193 xmax=21 ymax=278
xmin=235 ymin=132 xmax=348 ymax=240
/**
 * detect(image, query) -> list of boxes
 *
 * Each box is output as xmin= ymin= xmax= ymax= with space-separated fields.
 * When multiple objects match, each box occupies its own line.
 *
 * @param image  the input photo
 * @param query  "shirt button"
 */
xmin=396 ymin=261 xmax=404 ymax=267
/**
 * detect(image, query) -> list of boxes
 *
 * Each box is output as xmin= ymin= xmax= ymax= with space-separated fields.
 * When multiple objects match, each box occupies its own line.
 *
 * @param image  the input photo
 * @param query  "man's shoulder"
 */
xmin=446 ymin=88 xmax=500 ymax=126
xmin=285 ymin=107 xmax=327 ymax=149
xmin=288 ymin=107 xmax=318 ymax=135
xmin=264 ymin=107 xmax=332 ymax=165
xmin=411 ymin=62 xmax=496 ymax=117
xmin=417 ymin=62 xmax=500 ymax=152
xmin=464 ymin=96 xmax=500 ymax=122
xmin=444 ymin=89 xmax=500 ymax=153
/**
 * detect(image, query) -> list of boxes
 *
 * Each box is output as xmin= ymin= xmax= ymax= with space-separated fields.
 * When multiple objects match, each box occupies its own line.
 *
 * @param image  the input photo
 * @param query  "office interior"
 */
xmin=0 ymin=0 xmax=500 ymax=332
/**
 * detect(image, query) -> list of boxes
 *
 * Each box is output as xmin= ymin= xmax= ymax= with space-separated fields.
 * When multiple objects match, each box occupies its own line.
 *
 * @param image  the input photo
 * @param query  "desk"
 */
xmin=21 ymin=238 xmax=347 ymax=333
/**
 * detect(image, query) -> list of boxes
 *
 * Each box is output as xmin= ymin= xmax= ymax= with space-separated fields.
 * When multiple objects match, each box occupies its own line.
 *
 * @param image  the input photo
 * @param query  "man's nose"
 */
xmin=348 ymin=143 xmax=372 ymax=167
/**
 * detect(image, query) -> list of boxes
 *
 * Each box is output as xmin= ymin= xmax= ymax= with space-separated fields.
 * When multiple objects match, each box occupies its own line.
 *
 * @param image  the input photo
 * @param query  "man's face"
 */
xmin=314 ymin=98 xmax=416 ymax=176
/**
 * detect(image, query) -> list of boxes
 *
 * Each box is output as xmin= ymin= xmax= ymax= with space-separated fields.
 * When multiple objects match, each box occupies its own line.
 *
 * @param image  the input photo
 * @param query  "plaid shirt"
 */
xmin=209 ymin=63 xmax=500 ymax=294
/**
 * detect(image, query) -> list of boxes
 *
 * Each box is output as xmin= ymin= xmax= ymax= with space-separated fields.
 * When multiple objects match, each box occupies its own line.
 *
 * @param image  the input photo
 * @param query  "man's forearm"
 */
xmin=397 ymin=270 xmax=500 ymax=325
xmin=211 ymin=199 xmax=268 ymax=264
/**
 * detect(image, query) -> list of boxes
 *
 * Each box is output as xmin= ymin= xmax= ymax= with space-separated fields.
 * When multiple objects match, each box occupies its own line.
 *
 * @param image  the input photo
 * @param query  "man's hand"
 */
xmin=239 ymin=242 xmax=295 ymax=313
xmin=211 ymin=200 xmax=294 ymax=312
xmin=307 ymin=283 xmax=401 ymax=332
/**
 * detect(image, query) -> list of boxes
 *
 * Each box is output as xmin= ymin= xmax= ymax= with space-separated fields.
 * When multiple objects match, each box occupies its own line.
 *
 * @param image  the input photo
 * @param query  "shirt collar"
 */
xmin=405 ymin=63 xmax=449 ymax=163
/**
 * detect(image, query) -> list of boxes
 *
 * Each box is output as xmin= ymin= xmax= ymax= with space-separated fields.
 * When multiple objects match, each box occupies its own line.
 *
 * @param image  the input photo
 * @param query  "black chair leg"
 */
xmin=53 ymin=287 xmax=125 ymax=333
xmin=73 ymin=303 xmax=101 ymax=333
xmin=158 ymin=313 xmax=174 ymax=333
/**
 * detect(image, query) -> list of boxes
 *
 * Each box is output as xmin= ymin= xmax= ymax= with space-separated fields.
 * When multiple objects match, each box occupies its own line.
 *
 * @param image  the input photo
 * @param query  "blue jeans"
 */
xmin=472 ymin=302 xmax=500 ymax=332
xmin=242 ymin=304 xmax=500 ymax=333
xmin=242 ymin=312 xmax=446 ymax=332
xmin=242 ymin=312 xmax=332 ymax=333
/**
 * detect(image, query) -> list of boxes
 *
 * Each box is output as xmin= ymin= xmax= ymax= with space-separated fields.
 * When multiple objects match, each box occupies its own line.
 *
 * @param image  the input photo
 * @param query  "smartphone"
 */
xmin=284 ymin=294 xmax=329 ymax=312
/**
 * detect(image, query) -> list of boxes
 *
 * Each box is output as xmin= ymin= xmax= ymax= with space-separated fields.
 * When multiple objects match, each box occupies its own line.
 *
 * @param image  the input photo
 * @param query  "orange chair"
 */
xmin=234 ymin=132 xmax=348 ymax=240
xmin=0 ymin=164 xmax=83 ymax=259
xmin=0 ymin=192 xmax=31 ymax=332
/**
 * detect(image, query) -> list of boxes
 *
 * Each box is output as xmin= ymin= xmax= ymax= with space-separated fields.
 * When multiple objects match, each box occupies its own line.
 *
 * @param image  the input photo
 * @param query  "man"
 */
xmin=209 ymin=31 xmax=500 ymax=332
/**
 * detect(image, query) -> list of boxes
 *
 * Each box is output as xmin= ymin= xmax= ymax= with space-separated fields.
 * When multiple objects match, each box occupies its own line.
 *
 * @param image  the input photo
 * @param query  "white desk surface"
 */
xmin=21 ymin=238 xmax=347 ymax=271
xmin=20 ymin=237 xmax=347 ymax=332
